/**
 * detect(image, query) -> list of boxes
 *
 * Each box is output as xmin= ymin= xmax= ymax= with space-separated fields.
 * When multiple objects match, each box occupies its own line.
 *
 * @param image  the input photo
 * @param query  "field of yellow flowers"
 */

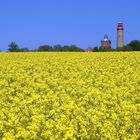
xmin=0 ymin=52 xmax=140 ymax=140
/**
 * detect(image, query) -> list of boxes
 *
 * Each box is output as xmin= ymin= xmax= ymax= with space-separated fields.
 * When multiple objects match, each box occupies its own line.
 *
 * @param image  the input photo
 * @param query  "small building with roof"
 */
xmin=86 ymin=47 xmax=93 ymax=52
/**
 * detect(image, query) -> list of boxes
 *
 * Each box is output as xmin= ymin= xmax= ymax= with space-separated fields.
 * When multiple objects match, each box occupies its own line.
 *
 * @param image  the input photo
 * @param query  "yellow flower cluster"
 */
xmin=0 ymin=52 xmax=140 ymax=140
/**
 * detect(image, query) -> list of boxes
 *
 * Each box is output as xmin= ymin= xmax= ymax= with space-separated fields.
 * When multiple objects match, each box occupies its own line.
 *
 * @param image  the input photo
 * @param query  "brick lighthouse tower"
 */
xmin=117 ymin=22 xmax=124 ymax=48
xmin=101 ymin=34 xmax=111 ymax=48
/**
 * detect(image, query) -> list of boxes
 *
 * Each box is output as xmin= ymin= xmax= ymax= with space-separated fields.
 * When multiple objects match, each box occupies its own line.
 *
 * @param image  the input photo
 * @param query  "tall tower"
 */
xmin=117 ymin=22 xmax=124 ymax=48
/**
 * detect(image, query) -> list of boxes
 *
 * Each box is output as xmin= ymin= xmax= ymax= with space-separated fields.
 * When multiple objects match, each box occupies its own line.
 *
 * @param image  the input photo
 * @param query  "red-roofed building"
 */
xmin=86 ymin=47 xmax=93 ymax=52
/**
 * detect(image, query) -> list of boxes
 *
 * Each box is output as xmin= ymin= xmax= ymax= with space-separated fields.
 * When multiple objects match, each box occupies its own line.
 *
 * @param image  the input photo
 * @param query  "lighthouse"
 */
xmin=117 ymin=22 xmax=124 ymax=48
xmin=101 ymin=34 xmax=111 ymax=48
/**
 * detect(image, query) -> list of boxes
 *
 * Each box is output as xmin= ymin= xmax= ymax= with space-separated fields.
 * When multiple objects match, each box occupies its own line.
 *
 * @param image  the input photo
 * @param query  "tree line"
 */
xmin=6 ymin=40 xmax=140 ymax=52
xmin=7 ymin=42 xmax=84 ymax=52
xmin=93 ymin=40 xmax=140 ymax=52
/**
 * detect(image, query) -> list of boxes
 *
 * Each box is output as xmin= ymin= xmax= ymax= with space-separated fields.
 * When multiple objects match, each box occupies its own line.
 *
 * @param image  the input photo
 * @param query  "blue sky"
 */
xmin=0 ymin=0 xmax=140 ymax=51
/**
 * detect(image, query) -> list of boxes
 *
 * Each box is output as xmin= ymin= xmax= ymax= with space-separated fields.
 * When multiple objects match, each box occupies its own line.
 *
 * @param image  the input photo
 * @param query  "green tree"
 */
xmin=124 ymin=45 xmax=132 ymax=51
xmin=53 ymin=44 xmax=63 ymax=51
xmin=61 ymin=45 xmax=84 ymax=52
xmin=8 ymin=42 xmax=19 ymax=52
xmin=116 ymin=40 xmax=140 ymax=51
xmin=18 ymin=47 xmax=29 ymax=52
xmin=98 ymin=47 xmax=114 ymax=52
xmin=93 ymin=46 xmax=99 ymax=52
xmin=126 ymin=40 xmax=140 ymax=51
xmin=62 ymin=45 xmax=70 ymax=51
xmin=69 ymin=45 xmax=84 ymax=52
xmin=37 ymin=45 xmax=53 ymax=52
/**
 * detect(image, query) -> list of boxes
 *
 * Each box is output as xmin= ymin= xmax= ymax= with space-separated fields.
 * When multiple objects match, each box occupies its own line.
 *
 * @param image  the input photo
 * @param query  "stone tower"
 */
xmin=117 ymin=22 xmax=124 ymax=48
xmin=101 ymin=34 xmax=111 ymax=48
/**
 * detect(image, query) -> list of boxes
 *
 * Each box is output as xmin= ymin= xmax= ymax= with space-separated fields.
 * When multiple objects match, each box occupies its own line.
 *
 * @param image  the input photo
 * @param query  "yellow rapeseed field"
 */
xmin=0 ymin=52 xmax=140 ymax=140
